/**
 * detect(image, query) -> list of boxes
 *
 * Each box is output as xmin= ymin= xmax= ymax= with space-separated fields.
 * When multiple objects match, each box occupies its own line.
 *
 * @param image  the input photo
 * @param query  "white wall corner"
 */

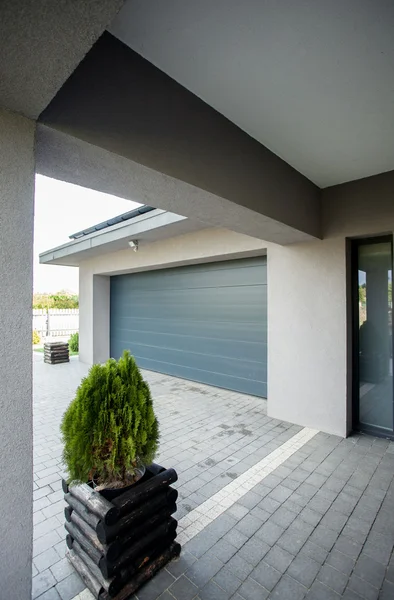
xmin=79 ymin=269 xmax=110 ymax=365
xmin=92 ymin=275 xmax=110 ymax=364
xmin=267 ymin=238 xmax=348 ymax=438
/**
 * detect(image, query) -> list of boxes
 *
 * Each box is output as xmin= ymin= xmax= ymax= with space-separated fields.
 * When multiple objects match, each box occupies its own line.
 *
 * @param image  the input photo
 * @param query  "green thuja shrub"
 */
xmin=61 ymin=351 xmax=159 ymax=486
xmin=69 ymin=332 xmax=79 ymax=353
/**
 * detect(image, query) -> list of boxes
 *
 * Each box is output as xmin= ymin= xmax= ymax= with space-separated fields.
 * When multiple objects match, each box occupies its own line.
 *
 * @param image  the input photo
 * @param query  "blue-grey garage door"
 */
xmin=110 ymin=257 xmax=267 ymax=397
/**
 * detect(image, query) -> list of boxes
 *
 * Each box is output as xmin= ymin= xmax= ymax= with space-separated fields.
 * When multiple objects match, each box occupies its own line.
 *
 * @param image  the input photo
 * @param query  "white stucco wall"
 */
xmin=268 ymin=172 xmax=394 ymax=437
xmin=0 ymin=108 xmax=35 ymax=599
xmin=267 ymin=238 xmax=348 ymax=437
xmin=92 ymin=275 xmax=110 ymax=365
xmin=79 ymin=267 xmax=93 ymax=364
xmin=78 ymin=227 xmax=267 ymax=365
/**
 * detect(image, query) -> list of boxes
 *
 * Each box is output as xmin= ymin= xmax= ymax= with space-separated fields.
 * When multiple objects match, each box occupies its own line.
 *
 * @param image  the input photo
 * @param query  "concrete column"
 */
xmin=0 ymin=108 xmax=35 ymax=598
xmin=267 ymin=238 xmax=348 ymax=437
xmin=79 ymin=266 xmax=110 ymax=365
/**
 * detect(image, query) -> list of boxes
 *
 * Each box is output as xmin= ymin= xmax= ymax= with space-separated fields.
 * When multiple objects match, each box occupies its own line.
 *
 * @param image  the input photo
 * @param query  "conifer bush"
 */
xmin=61 ymin=350 xmax=159 ymax=487
xmin=69 ymin=332 xmax=79 ymax=353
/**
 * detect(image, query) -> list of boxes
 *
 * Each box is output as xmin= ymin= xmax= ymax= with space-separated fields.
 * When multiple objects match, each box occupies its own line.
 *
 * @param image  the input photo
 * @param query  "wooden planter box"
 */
xmin=63 ymin=464 xmax=180 ymax=599
xmin=44 ymin=342 xmax=69 ymax=364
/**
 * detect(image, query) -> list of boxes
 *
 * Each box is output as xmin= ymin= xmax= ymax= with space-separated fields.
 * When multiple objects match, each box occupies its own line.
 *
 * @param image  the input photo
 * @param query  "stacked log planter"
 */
xmin=44 ymin=341 xmax=69 ymax=364
xmin=63 ymin=465 xmax=180 ymax=599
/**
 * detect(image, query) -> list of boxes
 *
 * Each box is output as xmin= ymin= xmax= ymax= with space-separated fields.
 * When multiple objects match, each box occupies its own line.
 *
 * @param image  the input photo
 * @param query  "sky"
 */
xmin=34 ymin=175 xmax=140 ymax=293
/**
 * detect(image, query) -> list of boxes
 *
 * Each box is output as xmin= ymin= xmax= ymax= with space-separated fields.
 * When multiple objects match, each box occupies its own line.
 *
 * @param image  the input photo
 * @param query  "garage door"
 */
xmin=110 ymin=257 xmax=267 ymax=397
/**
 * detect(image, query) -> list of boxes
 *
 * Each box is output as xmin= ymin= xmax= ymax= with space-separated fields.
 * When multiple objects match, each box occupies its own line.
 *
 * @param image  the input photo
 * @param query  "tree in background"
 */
xmin=33 ymin=291 xmax=79 ymax=309
xmin=359 ymin=283 xmax=366 ymax=306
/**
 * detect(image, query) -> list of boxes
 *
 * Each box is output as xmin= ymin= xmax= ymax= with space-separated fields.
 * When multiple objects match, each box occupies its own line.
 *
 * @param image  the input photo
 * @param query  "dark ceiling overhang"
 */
xmin=39 ymin=31 xmax=321 ymax=240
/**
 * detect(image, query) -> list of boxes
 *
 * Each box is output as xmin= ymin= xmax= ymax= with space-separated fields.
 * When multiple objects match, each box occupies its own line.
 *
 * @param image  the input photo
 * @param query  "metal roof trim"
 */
xmin=69 ymin=205 xmax=155 ymax=239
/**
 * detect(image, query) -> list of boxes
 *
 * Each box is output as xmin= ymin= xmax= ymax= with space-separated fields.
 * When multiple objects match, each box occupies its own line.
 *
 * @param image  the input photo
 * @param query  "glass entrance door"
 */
xmin=353 ymin=237 xmax=393 ymax=437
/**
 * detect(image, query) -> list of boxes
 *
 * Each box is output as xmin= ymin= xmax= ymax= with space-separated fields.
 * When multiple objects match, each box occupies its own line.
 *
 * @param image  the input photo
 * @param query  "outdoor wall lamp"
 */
xmin=128 ymin=240 xmax=139 ymax=252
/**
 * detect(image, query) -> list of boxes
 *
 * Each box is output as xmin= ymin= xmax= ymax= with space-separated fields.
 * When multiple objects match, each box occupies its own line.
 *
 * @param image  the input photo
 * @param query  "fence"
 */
xmin=33 ymin=309 xmax=79 ymax=338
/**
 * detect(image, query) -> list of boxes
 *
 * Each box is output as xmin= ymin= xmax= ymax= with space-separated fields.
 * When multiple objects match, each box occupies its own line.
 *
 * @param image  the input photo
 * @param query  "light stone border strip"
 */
xmin=177 ymin=427 xmax=319 ymax=545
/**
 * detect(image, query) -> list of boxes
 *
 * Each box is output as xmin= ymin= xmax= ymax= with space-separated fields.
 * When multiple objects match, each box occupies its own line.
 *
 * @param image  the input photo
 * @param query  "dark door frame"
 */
xmin=350 ymin=234 xmax=394 ymax=439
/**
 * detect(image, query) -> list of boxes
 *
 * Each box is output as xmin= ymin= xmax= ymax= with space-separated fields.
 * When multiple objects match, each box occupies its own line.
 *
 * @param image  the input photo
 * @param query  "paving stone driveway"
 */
xmin=33 ymin=353 xmax=394 ymax=600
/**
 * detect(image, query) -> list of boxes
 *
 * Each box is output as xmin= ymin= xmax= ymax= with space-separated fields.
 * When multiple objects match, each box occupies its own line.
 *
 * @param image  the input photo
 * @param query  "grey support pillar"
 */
xmin=0 ymin=108 xmax=35 ymax=598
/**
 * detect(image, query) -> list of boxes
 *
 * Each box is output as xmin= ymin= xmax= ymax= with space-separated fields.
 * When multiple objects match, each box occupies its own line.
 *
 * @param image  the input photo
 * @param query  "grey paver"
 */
xmin=250 ymin=561 xmax=281 ymax=591
xmin=50 ymin=558 xmax=75 ymax=583
xmin=257 ymin=496 xmax=281 ymax=514
xmin=237 ymin=577 xmax=269 ymax=600
xmin=306 ymin=580 xmax=342 ymax=599
xmin=238 ymin=491 xmax=263 ymax=510
xmin=186 ymin=553 xmax=223 ymax=587
xmin=255 ymin=521 xmax=285 ymax=546
xmin=210 ymin=539 xmax=238 ymax=562
xmin=34 ymin=496 xmax=51 ymax=512
xmin=380 ymin=579 xmax=394 ymax=600
xmin=136 ymin=569 xmax=175 ymax=600
xmin=34 ymin=516 xmax=61 ymax=541
xmin=270 ymin=506 xmax=297 ymax=529
xmin=287 ymin=553 xmax=321 ymax=588
xmin=34 ymin=486 xmax=53 ymax=501
xmin=268 ymin=485 xmax=293 ymax=504
xmin=271 ymin=574 xmax=308 ymax=600
xmin=34 ymin=510 xmax=47 ymax=526
xmin=165 ymin=551 xmax=197 ymax=579
xmin=32 ymin=569 xmax=57 ymax=599
xmin=347 ymin=573 xmax=380 ymax=600
xmin=363 ymin=532 xmax=393 ymax=564
xmin=325 ymin=550 xmax=355 ymax=577
xmin=199 ymin=580 xmax=231 ymax=600
xmin=308 ymin=494 xmax=333 ymax=515
xmin=222 ymin=528 xmax=249 ymax=550
xmin=226 ymin=503 xmax=250 ymax=520
xmin=317 ymin=564 xmax=348 ymax=595
xmin=320 ymin=509 xmax=348 ymax=533
xmin=55 ymin=572 xmax=86 ymax=600
xmin=33 ymin=530 xmax=62 ymax=558
xmin=213 ymin=567 xmax=242 ymax=595
xmin=34 ymin=548 xmax=63 ymax=573
xmin=165 ymin=575 xmax=198 ymax=600
xmin=300 ymin=540 xmax=329 ymax=565
xmin=300 ymin=507 xmax=323 ymax=527
xmin=237 ymin=536 xmax=270 ymax=567
xmin=277 ymin=530 xmax=308 ymax=556
xmin=341 ymin=589 xmax=365 ymax=600
xmin=352 ymin=554 xmax=386 ymax=589
xmin=184 ymin=531 xmax=218 ymax=558
xmin=310 ymin=525 xmax=339 ymax=552
xmin=226 ymin=554 xmax=254 ymax=581
xmin=264 ymin=545 xmax=293 ymax=573
xmin=36 ymin=588 xmax=61 ymax=600
xmin=333 ymin=536 xmax=363 ymax=560
xmin=341 ymin=524 xmax=369 ymax=545
xmin=235 ymin=513 xmax=264 ymax=537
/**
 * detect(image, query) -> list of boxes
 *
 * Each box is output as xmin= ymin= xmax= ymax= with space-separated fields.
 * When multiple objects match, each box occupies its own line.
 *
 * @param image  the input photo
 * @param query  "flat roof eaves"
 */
xmin=69 ymin=205 xmax=155 ymax=239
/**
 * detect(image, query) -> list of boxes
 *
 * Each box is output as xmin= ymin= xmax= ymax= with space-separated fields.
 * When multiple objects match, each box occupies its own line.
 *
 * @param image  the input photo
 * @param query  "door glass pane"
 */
xmin=358 ymin=241 xmax=393 ymax=432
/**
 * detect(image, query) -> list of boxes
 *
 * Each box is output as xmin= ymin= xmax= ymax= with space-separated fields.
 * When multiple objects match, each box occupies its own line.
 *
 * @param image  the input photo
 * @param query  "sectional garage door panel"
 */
xmin=110 ymin=257 xmax=267 ymax=397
